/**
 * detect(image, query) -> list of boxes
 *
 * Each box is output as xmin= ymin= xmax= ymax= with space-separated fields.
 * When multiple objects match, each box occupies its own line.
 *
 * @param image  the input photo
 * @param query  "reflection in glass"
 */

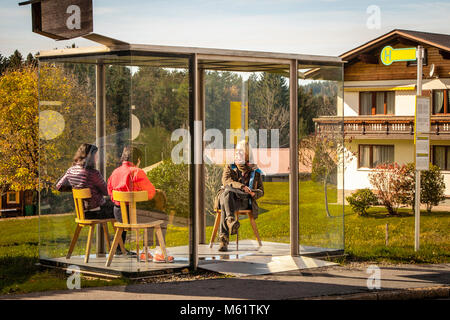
xmin=298 ymin=64 xmax=344 ymax=253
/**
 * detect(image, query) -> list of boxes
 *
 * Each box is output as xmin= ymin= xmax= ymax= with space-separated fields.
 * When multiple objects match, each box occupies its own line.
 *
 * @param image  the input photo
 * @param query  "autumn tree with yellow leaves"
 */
xmin=0 ymin=64 xmax=95 ymax=194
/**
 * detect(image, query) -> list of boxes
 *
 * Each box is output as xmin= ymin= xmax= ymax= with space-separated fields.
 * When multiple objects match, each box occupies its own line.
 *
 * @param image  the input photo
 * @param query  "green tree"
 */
xmin=8 ymin=50 xmax=23 ymax=70
xmin=248 ymin=73 xmax=289 ymax=147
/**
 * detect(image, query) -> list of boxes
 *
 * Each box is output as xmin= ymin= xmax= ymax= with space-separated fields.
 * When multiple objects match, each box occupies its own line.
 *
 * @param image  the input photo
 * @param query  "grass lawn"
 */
xmin=0 ymin=180 xmax=448 ymax=295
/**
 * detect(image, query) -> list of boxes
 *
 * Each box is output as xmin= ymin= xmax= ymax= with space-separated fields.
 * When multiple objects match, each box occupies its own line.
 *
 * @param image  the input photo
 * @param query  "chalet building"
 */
xmin=314 ymin=29 xmax=450 ymax=199
xmin=0 ymin=189 xmax=36 ymax=218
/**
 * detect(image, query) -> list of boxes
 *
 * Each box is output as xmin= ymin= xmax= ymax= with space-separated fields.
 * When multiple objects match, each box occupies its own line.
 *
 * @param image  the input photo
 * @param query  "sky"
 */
xmin=1 ymin=0 xmax=449 ymax=58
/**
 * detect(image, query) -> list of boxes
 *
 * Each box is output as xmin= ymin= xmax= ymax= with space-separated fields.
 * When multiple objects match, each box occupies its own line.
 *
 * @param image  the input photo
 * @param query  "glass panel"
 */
xmin=386 ymin=91 xmax=395 ymax=114
xmin=434 ymin=146 xmax=446 ymax=170
xmin=360 ymin=92 xmax=372 ymax=115
xmin=376 ymin=92 xmax=385 ymax=114
xmin=373 ymin=145 xmax=394 ymax=167
xmin=433 ymin=90 xmax=444 ymax=114
xmin=205 ymin=70 xmax=290 ymax=253
xmin=130 ymin=54 xmax=190 ymax=269
xmin=299 ymin=64 xmax=344 ymax=254
xmin=359 ymin=145 xmax=371 ymax=168
xmin=39 ymin=60 xmax=110 ymax=265
xmin=448 ymin=90 xmax=450 ymax=111
xmin=39 ymin=52 xmax=191 ymax=275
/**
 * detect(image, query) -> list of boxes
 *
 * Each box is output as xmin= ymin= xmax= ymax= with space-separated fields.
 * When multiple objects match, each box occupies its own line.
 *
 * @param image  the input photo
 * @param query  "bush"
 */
xmin=146 ymin=158 xmax=189 ymax=218
xmin=369 ymin=162 xmax=446 ymax=214
xmin=421 ymin=164 xmax=446 ymax=212
xmin=368 ymin=163 xmax=405 ymax=215
xmin=346 ymin=188 xmax=377 ymax=216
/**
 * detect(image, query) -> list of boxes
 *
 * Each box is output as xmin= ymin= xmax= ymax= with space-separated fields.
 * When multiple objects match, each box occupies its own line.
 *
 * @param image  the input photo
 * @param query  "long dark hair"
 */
xmin=72 ymin=143 xmax=98 ymax=169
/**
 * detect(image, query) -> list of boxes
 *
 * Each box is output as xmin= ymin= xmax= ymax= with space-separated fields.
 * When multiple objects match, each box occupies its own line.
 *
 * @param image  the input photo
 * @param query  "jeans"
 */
xmin=84 ymin=199 xmax=115 ymax=220
xmin=218 ymin=186 xmax=251 ymax=241
xmin=113 ymin=205 xmax=168 ymax=247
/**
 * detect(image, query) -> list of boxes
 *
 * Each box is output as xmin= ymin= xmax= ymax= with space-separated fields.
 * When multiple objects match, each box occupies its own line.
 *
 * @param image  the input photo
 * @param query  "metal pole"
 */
xmin=415 ymin=46 xmax=423 ymax=252
xmin=289 ymin=60 xmax=299 ymax=256
xmin=96 ymin=63 xmax=106 ymax=256
xmin=198 ymin=68 xmax=206 ymax=244
xmin=189 ymin=54 xmax=199 ymax=270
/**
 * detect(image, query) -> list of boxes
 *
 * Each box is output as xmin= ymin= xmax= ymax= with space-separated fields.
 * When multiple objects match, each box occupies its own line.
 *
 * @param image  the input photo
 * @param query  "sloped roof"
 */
xmin=341 ymin=29 xmax=450 ymax=61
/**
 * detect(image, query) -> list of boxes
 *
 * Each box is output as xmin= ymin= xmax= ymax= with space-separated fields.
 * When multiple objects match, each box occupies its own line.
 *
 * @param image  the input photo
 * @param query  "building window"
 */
xmin=432 ymin=146 xmax=450 ymax=170
xmin=6 ymin=192 xmax=20 ymax=204
xmin=359 ymin=145 xmax=394 ymax=168
xmin=432 ymin=90 xmax=449 ymax=115
xmin=360 ymin=91 xmax=395 ymax=115
xmin=407 ymin=48 xmax=428 ymax=66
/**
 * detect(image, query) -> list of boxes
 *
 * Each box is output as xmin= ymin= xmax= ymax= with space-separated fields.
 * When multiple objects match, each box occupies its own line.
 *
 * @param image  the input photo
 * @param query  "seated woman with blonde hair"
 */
xmin=213 ymin=140 xmax=264 ymax=252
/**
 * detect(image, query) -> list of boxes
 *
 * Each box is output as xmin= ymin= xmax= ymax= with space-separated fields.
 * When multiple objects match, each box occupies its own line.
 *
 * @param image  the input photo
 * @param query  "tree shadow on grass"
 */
xmin=0 ymin=255 xmax=41 ymax=294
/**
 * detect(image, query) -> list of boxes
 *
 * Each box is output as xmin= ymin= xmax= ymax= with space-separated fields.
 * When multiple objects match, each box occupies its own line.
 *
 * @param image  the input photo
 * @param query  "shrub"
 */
xmin=395 ymin=162 xmax=416 ymax=209
xmin=421 ymin=164 xmax=446 ymax=212
xmin=146 ymin=158 xmax=189 ymax=218
xmin=368 ymin=163 xmax=405 ymax=215
xmin=346 ymin=188 xmax=377 ymax=216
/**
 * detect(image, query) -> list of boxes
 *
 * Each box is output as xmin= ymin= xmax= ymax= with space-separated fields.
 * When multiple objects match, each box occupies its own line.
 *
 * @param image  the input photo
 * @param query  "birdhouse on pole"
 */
xmin=19 ymin=0 xmax=93 ymax=40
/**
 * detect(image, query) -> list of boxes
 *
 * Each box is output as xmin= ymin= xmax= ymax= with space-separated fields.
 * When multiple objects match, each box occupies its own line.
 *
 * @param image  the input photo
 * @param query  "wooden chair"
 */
xmin=106 ymin=190 xmax=169 ymax=267
xmin=209 ymin=209 xmax=262 ymax=250
xmin=67 ymin=188 xmax=122 ymax=263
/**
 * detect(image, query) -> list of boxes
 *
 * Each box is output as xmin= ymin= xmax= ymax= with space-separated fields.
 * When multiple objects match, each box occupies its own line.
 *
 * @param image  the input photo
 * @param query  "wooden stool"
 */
xmin=67 ymin=188 xmax=123 ymax=263
xmin=209 ymin=209 xmax=262 ymax=250
xmin=106 ymin=190 xmax=168 ymax=267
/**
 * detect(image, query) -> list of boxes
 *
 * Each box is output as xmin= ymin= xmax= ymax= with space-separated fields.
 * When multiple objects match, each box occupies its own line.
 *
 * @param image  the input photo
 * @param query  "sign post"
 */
xmin=381 ymin=44 xmax=428 ymax=252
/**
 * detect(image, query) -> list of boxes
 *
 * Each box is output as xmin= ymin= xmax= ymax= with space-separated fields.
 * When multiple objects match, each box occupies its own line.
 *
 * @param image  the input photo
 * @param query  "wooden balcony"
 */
xmin=313 ymin=115 xmax=450 ymax=140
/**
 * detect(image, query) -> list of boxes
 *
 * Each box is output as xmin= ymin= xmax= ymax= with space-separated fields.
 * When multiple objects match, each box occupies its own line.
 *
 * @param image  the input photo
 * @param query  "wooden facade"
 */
xmin=345 ymin=44 xmax=450 ymax=81
xmin=0 ymin=190 xmax=36 ymax=218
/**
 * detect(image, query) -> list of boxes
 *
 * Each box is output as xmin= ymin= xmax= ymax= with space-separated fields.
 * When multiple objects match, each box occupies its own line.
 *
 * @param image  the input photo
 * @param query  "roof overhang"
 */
xmin=340 ymin=29 xmax=450 ymax=63
xmin=37 ymin=33 xmax=343 ymax=74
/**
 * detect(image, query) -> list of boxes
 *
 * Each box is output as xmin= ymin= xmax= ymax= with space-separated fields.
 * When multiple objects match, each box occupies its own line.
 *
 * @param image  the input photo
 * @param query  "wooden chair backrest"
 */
xmin=112 ymin=190 xmax=148 ymax=225
xmin=72 ymin=188 xmax=91 ymax=220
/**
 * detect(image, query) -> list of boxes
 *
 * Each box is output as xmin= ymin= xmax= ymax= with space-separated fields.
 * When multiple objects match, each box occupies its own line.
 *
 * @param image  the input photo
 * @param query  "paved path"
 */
xmin=1 ymin=263 xmax=448 ymax=300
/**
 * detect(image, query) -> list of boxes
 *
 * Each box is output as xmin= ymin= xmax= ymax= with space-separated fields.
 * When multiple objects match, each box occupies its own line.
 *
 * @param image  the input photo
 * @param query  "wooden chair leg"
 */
xmin=102 ymin=222 xmax=111 ymax=252
xmin=144 ymin=228 xmax=149 ymax=263
xmin=155 ymin=226 xmax=168 ymax=262
xmin=135 ymin=229 xmax=140 ymax=263
xmin=209 ymin=211 xmax=221 ymax=248
xmin=114 ymin=226 xmax=126 ymax=253
xmin=85 ymin=225 xmax=95 ymax=263
xmin=105 ymin=227 xmax=123 ymax=267
xmin=248 ymin=213 xmax=262 ymax=246
xmin=66 ymin=224 xmax=82 ymax=259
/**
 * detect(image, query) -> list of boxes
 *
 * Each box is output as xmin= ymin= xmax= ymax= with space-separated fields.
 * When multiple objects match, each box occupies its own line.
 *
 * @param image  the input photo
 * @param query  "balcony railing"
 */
xmin=313 ymin=116 xmax=450 ymax=140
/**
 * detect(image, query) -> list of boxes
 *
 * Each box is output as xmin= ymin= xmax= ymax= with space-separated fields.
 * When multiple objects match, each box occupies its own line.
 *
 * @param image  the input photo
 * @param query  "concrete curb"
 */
xmin=302 ymin=286 xmax=450 ymax=300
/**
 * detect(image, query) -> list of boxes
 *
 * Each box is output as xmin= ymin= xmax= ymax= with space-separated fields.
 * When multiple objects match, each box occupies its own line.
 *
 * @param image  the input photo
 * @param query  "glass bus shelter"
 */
xmin=37 ymin=35 xmax=344 ymax=277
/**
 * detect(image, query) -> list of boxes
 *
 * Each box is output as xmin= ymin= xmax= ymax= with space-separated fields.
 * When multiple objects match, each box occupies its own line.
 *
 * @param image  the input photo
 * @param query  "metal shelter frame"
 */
xmin=37 ymin=34 xmax=344 ymax=270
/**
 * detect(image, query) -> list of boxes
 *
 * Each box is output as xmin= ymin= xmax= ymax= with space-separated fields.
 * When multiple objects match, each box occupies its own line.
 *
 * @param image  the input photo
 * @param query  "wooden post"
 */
xmin=385 ymin=223 xmax=389 ymax=246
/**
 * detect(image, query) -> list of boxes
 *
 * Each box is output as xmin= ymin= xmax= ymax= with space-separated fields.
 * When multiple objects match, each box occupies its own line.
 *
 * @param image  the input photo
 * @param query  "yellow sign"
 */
xmin=230 ymin=101 xmax=248 ymax=145
xmin=380 ymin=46 xmax=416 ymax=66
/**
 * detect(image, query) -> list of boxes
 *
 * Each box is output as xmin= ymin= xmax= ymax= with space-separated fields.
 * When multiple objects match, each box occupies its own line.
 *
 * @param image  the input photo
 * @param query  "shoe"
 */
xmin=139 ymin=252 xmax=153 ymax=261
xmin=218 ymin=236 xmax=229 ymax=252
xmin=227 ymin=218 xmax=240 ymax=235
xmin=115 ymin=249 xmax=136 ymax=257
xmin=153 ymin=253 xmax=174 ymax=263
xmin=218 ymin=242 xmax=228 ymax=252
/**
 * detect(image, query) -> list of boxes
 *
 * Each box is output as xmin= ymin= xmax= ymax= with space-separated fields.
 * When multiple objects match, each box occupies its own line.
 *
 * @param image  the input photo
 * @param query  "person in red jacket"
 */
xmin=107 ymin=146 xmax=156 ymax=255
